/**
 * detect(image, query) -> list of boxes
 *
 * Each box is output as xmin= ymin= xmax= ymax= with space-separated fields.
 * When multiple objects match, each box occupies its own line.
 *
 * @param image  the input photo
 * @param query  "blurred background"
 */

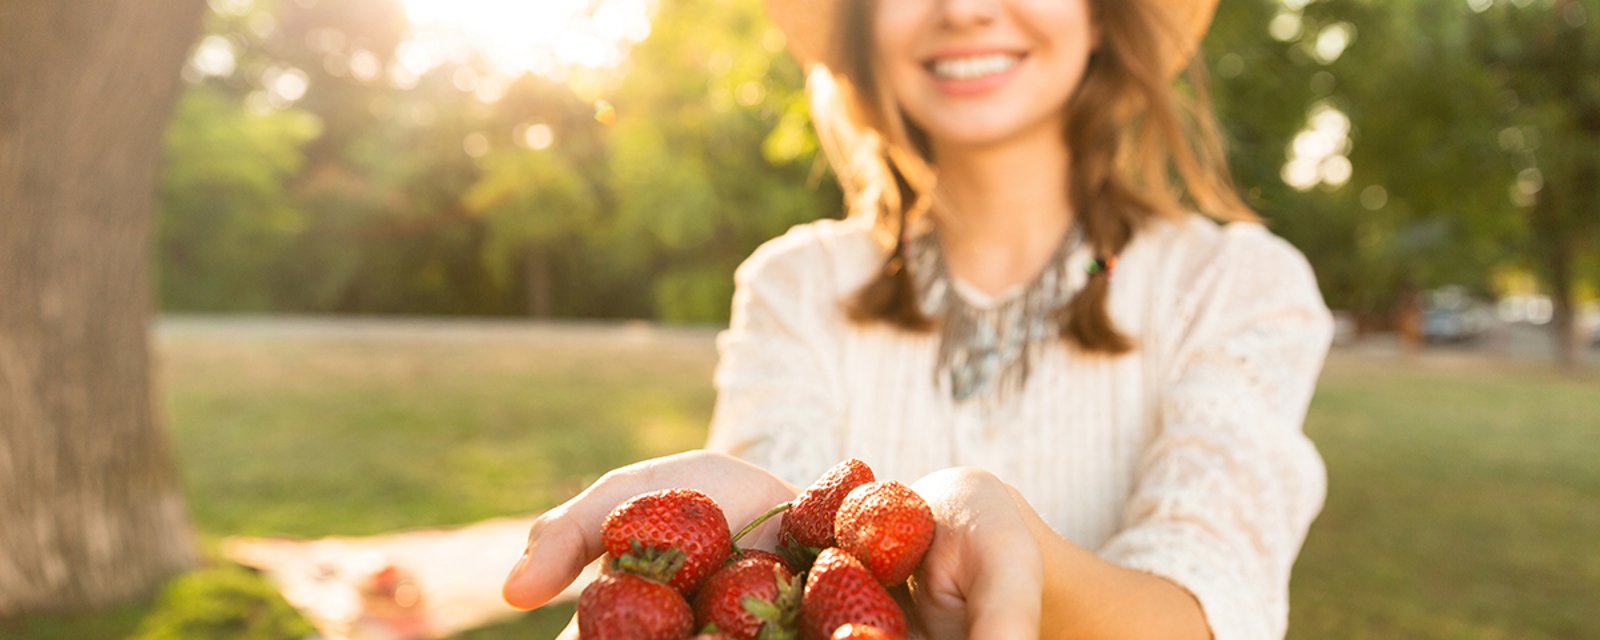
xmin=1 ymin=0 xmax=1596 ymax=638
xmin=128 ymin=0 xmax=1600 ymax=351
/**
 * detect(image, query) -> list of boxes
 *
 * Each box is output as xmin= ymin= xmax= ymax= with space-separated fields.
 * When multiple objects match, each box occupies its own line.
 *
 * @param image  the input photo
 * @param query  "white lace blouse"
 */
xmin=704 ymin=212 xmax=1334 ymax=640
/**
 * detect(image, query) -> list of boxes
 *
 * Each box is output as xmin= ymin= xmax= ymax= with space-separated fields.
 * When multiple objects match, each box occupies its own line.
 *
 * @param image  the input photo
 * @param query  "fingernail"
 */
xmin=508 ymin=549 xmax=531 ymax=581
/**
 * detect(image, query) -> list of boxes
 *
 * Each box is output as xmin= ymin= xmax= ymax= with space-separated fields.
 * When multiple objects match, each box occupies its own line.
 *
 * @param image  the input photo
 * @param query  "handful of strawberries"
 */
xmin=576 ymin=459 xmax=934 ymax=640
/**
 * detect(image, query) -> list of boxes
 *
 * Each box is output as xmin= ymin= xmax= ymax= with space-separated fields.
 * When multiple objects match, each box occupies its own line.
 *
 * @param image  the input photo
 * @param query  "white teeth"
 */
xmin=931 ymin=54 xmax=1020 ymax=81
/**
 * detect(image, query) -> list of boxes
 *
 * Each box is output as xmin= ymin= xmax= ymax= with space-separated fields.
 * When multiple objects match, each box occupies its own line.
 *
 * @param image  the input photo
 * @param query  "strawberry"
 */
xmin=737 ymin=547 xmax=794 ymax=572
xmin=602 ymin=488 xmax=732 ymax=595
xmin=831 ymin=624 xmax=905 ymax=639
xmin=800 ymin=548 xmax=907 ymax=640
xmin=833 ymin=481 xmax=933 ymax=586
xmin=577 ymin=572 xmax=694 ymax=639
xmin=779 ymin=459 xmax=875 ymax=569
xmin=693 ymin=556 xmax=801 ymax=640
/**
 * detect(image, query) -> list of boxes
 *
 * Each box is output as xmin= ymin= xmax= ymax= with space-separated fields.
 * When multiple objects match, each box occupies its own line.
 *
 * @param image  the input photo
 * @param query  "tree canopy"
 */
xmin=158 ymin=0 xmax=1596 ymax=350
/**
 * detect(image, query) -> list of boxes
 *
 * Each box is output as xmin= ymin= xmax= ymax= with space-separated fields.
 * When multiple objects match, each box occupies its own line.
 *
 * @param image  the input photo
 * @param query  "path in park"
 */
xmin=156 ymin=314 xmax=1596 ymax=368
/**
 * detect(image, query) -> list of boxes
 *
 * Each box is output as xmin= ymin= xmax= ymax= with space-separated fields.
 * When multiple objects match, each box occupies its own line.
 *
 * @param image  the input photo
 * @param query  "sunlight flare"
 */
xmin=396 ymin=0 xmax=654 ymax=79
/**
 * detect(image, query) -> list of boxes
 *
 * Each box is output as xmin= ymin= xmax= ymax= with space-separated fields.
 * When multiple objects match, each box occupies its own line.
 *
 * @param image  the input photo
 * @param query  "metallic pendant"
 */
xmin=906 ymin=226 xmax=1086 ymax=413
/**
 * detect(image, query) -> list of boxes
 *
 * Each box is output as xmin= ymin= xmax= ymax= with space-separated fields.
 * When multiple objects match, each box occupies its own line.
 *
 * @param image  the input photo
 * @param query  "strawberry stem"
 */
xmin=730 ymin=501 xmax=792 ymax=548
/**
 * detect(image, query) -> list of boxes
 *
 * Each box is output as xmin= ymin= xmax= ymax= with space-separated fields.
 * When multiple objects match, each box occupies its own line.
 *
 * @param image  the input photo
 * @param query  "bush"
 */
xmin=130 ymin=565 xmax=313 ymax=640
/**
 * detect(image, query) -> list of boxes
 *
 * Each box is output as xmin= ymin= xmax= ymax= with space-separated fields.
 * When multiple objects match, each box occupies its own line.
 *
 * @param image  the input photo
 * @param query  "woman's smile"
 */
xmin=924 ymin=50 xmax=1029 ymax=97
xmin=877 ymin=0 xmax=1096 ymax=149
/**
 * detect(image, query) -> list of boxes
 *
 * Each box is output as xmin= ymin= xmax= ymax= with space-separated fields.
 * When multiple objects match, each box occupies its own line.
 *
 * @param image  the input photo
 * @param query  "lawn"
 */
xmin=6 ymin=318 xmax=1597 ymax=639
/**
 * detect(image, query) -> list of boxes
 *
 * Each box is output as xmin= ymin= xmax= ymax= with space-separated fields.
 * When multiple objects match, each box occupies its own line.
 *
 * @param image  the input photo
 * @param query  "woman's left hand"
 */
xmin=904 ymin=468 xmax=1048 ymax=639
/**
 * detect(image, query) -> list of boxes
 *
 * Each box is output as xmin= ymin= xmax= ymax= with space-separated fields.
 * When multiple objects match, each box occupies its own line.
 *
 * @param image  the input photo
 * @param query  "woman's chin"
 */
xmin=920 ymin=122 xmax=1046 ymax=153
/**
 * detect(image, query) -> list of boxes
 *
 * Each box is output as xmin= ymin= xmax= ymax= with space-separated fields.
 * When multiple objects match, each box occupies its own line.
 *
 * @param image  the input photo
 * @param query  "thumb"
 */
xmin=502 ymin=503 xmax=606 ymax=609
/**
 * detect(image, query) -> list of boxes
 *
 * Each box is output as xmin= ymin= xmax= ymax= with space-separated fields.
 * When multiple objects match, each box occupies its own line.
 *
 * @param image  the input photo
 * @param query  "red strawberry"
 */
xmin=738 ymin=547 xmax=794 ymax=572
xmin=831 ymin=624 xmax=905 ymax=639
xmin=833 ymin=481 xmax=933 ymax=586
xmin=577 ymin=572 xmax=694 ymax=640
xmin=692 ymin=556 xmax=801 ymax=640
xmin=779 ymin=459 xmax=874 ymax=568
xmin=602 ymin=489 xmax=732 ymax=595
xmin=800 ymin=548 xmax=907 ymax=640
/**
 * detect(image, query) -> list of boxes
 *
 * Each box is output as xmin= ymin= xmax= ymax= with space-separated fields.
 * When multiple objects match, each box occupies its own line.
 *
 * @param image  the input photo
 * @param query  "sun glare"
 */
xmin=396 ymin=0 xmax=654 ymax=80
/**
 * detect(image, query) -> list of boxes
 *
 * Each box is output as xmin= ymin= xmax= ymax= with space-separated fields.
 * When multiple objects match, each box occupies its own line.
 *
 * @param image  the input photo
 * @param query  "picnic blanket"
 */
xmin=223 ymin=516 xmax=595 ymax=639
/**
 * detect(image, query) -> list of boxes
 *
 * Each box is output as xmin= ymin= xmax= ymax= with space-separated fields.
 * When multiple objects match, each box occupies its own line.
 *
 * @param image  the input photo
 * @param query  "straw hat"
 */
xmin=764 ymin=0 xmax=1220 ymax=77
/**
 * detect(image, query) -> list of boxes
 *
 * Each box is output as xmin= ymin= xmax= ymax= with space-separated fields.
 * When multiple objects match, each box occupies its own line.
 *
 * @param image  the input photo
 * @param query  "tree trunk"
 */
xmin=524 ymin=244 xmax=554 ymax=318
xmin=1532 ymin=192 xmax=1583 ymax=371
xmin=0 ymin=0 xmax=208 ymax=615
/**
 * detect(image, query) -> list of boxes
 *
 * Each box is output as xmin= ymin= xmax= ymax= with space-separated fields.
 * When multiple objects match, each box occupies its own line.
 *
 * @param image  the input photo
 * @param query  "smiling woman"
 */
xmin=396 ymin=0 xmax=655 ymax=79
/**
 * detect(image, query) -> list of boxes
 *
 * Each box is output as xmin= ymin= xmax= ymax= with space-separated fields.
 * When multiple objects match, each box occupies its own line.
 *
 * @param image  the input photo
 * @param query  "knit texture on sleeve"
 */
xmin=704 ymin=225 xmax=851 ymax=487
xmin=1099 ymin=223 xmax=1334 ymax=640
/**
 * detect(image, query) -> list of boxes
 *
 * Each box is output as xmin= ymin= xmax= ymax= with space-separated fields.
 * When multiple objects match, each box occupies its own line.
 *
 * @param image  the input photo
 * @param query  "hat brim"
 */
xmin=764 ymin=0 xmax=1220 ymax=78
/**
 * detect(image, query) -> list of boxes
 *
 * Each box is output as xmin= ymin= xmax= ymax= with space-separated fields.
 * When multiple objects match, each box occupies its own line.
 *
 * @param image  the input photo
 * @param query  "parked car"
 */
xmin=1421 ymin=287 xmax=1495 ymax=344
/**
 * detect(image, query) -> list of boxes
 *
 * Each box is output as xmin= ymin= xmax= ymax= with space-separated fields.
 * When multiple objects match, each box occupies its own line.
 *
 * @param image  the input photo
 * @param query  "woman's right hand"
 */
xmin=501 ymin=449 xmax=799 ymax=610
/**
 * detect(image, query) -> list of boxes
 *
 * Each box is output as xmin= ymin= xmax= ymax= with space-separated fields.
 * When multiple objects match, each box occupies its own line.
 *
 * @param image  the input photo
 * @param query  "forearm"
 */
xmin=1010 ymin=489 xmax=1210 ymax=639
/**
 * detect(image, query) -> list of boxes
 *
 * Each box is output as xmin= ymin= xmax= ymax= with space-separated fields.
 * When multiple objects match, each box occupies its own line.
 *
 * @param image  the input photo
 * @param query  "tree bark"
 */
xmin=524 ymin=243 xmax=554 ymax=318
xmin=1543 ymin=231 xmax=1582 ymax=370
xmin=0 ymin=0 xmax=208 ymax=614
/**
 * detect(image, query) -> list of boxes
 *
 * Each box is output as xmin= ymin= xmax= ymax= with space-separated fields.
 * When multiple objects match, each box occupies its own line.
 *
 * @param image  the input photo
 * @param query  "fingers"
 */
xmin=502 ymin=450 xmax=798 ymax=610
xmin=504 ymin=453 xmax=697 ymax=609
xmin=909 ymin=467 xmax=1045 ymax=639
xmin=501 ymin=483 xmax=622 ymax=609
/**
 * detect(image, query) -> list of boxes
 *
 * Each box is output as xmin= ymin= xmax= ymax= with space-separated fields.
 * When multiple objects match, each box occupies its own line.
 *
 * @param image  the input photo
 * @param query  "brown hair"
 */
xmin=811 ymin=0 xmax=1256 ymax=354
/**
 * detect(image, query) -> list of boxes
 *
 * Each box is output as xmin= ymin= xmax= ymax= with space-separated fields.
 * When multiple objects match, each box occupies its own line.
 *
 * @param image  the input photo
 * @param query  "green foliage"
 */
xmin=597 ymin=0 xmax=838 ymax=322
xmin=655 ymin=264 xmax=739 ymax=324
xmin=467 ymin=148 xmax=598 ymax=287
xmin=159 ymin=88 xmax=321 ymax=311
xmin=1206 ymin=0 xmax=1596 ymax=325
xmin=155 ymin=0 xmax=1593 ymax=325
xmin=157 ymin=0 xmax=838 ymax=324
xmin=128 ymin=566 xmax=312 ymax=640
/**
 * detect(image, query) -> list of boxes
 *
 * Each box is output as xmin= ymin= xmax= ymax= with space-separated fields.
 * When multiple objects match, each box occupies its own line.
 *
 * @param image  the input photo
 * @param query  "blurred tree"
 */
xmin=152 ymin=0 xmax=839 ymax=323
xmin=1212 ymin=0 xmax=1595 ymax=359
xmin=1207 ymin=0 xmax=1507 ymax=324
xmin=1470 ymin=0 xmax=1599 ymax=368
xmin=1300 ymin=0 xmax=1518 ymax=324
xmin=150 ymin=0 xmax=1594 ymax=346
xmin=0 ymin=0 xmax=206 ymax=615
xmin=160 ymin=88 xmax=322 ymax=311
xmin=466 ymin=144 xmax=598 ymax=317
xmin=602 ymin=0 xmax=838 ymax=322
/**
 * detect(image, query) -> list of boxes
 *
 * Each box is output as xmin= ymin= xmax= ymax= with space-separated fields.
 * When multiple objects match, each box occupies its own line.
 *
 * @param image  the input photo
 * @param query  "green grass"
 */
xmin=5 ymin=322 xmax=1597 ymax=638
xmin=1292 ymin=355 xmax=1599 ymax=639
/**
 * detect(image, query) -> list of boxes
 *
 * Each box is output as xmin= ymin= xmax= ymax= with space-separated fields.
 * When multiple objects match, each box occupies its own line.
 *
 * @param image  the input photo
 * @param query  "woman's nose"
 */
xmin=937 ymin=0 xmax=1002 ymax=30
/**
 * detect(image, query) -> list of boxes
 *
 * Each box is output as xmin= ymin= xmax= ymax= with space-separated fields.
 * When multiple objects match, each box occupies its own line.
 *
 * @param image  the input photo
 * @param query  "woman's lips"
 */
xmin=924 ymin=53 xmax=1026 ymax=98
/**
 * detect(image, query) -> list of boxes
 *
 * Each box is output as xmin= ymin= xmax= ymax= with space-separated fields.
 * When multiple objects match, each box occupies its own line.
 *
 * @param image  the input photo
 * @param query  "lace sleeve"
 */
xmin=1099 ymin=225 xmax=1334 ymax=640
xmin=703 ymin=230 xmax=846 ymax=488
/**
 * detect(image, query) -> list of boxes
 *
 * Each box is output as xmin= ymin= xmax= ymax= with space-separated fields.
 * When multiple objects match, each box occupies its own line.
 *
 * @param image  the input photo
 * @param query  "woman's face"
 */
xmin=873 ymin=0 xmax=1097 ymax=152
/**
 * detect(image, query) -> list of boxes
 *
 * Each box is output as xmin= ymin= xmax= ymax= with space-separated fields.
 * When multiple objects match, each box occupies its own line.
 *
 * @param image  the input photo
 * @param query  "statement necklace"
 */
xmin=905 ymin=225 xmax=1089 ymax=414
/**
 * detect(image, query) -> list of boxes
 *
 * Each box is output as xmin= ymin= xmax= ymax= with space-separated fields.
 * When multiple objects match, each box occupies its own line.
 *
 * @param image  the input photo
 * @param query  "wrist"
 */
xmin=1010 ymin=498 xmax=1205 ymax=640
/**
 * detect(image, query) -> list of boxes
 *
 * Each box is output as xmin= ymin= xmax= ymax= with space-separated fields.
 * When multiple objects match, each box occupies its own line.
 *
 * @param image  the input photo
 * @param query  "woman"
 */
xmin=504 ymin=0 xmax=1333 ymax=637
